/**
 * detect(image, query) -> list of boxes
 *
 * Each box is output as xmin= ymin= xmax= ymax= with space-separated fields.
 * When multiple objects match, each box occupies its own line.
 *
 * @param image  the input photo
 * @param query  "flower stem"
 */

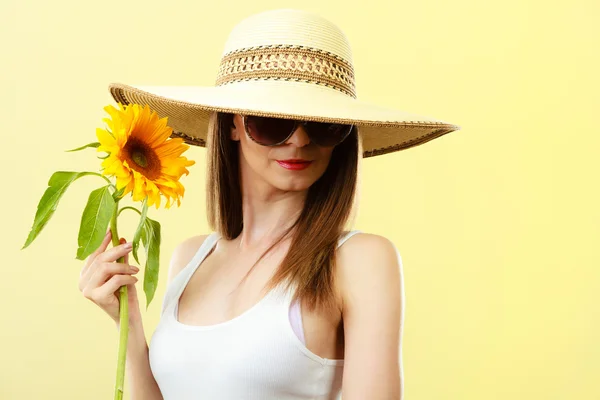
xmin=110 ymin=199 xmax=129 ymax=400
xmin=118 ymin=206 xmax=142 ymax=217
xmin=88 ymin=171 xmax=118 ymax=191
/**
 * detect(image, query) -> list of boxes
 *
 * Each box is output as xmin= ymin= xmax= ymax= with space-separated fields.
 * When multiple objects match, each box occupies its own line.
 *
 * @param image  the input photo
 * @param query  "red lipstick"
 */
xmin=276 ymin=159 xmax=313 ymax=170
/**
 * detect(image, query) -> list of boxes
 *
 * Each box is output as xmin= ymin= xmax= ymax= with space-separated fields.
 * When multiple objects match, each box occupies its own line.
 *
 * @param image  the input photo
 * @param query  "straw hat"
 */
xmin=108 ymin=8 xmax=460 ymax=158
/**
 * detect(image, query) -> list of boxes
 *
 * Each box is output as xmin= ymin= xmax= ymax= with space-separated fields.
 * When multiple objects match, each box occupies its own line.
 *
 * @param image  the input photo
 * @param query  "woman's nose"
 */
xmin=286 ymin=123 xmax=311 ymax=147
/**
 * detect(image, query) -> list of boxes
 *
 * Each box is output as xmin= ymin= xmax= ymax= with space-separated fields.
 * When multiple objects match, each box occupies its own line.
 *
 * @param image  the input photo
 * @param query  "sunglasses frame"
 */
xmin=241 ymin=115 xmax=354 ymax=147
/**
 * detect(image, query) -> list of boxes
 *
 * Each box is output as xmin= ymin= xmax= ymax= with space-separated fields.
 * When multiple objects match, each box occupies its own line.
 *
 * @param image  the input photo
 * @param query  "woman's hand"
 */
xmin=79 ymin=230 xmax=142 ymax=327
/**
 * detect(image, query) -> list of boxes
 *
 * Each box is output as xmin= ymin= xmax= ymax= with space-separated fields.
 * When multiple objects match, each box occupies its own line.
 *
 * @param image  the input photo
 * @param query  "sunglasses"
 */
xmin=242 ymin=115 xmax=354 ymax=147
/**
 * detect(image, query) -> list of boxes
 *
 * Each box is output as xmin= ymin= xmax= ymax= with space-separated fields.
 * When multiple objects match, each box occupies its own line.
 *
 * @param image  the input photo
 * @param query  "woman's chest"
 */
xmin=177 ymin=252 xmax=345 ymax=361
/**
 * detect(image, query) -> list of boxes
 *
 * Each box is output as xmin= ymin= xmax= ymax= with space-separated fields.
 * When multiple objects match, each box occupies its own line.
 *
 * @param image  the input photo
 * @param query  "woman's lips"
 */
xmin=276 ymin=160 xmax=313 ymax=170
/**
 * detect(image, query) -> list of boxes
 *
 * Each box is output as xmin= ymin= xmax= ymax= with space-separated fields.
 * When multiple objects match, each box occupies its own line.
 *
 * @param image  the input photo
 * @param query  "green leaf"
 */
xmin=76 ymin=185 xmax=115 ymax=260
xmin=22 ymin=171 xmax=96 ymax=250
xmin=131 ymin=197 xmax=148 ymax=265
xmin=97 ymin=154 xmax=110 ymax=160
xmin=64 ymin=142 xmax=101 ymax=152
xmin=140 ymin=217 xmax=161 ymax=310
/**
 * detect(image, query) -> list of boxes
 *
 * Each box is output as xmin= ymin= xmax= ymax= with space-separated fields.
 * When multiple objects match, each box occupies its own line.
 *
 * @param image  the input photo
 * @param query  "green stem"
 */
xmin=111 ymin=199 xmax=129 ymax=400
xmin=118 ymin=206 xmax=142 ymax=218
xmin=87 ymin=171 xmax=118 ymax=191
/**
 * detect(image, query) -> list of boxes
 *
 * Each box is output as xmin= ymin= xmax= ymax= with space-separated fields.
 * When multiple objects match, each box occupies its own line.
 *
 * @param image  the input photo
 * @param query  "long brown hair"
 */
xmin=206 ymin=111 xmax=362 ymax=314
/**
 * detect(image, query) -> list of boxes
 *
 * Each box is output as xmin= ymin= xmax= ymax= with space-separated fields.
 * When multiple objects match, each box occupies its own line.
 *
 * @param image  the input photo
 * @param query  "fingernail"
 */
xmin=124 ymin=242 xmax=133 ymax=249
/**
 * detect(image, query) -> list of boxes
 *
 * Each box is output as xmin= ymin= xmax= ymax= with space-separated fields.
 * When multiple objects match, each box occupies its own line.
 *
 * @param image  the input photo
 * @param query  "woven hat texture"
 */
xmin=108 ymin=8 xmax=460 ymax=157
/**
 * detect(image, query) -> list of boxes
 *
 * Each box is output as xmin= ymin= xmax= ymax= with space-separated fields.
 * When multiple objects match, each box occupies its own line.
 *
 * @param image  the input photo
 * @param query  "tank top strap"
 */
xmin=159 ymin=232 xmax=221 ymax=317
xmin=338 ymin=229 xmax=362 ymax=247
xmin=274 ymin=229 xmax=363 ymax=305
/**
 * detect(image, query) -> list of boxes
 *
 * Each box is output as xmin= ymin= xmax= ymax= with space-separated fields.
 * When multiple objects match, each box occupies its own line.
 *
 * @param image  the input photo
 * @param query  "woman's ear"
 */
xmin=230 ymin=115 xmax=240 ymax=141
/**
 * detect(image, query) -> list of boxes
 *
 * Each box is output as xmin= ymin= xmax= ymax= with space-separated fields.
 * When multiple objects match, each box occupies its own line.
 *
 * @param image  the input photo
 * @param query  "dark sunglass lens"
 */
xmin=305 ymin=122 xmax=353 ymax=146
xmin=245 ymin=116 xmax=296 ymax=145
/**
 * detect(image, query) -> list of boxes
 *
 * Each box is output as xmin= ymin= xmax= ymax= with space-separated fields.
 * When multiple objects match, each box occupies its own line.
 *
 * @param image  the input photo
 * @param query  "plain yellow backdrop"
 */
xmin=2 ymin=0 xmax=599 ymax=399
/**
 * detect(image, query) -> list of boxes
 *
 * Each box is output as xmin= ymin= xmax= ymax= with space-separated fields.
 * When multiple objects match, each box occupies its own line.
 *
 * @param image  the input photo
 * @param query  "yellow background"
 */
xmin=2 ymin=0 xmax=598 ymax=399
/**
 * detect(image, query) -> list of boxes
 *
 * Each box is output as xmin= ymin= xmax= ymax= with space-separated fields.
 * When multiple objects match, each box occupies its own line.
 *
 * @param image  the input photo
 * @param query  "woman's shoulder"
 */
xmin=338 ymin=230 xmax=386 ymax=246
xmin=336 ymin=231 xmax=400 ymax=265
xmin=334 ymin=231 xmax=402 ymax=305
xmin=166 ymin=233 xmax=214 ymax=287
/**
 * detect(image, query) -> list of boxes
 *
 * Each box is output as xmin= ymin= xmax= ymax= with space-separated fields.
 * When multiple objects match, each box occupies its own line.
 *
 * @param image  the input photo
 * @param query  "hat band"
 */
xmin=215 ymin=45 xmax=356 ymax=98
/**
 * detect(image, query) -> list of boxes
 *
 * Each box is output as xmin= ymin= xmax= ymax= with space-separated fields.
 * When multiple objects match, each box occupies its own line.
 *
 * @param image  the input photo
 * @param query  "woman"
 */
xmin=80 ymin=8 xmax=459 ymax=400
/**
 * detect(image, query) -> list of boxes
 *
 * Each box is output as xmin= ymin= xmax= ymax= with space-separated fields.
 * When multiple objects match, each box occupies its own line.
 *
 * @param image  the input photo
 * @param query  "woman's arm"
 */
xmin=119 ymin=321 xmax=163 ymax=400
xmin=336 ymin=233 xmax=405 ymax=400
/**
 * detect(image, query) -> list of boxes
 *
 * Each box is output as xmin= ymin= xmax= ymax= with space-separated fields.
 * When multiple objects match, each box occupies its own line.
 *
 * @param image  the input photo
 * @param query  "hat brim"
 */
xmin=108 ymin=80 xmax=460 ymax=158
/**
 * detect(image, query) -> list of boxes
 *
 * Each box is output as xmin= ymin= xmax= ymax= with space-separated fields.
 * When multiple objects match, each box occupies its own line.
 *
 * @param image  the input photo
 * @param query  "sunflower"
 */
xmin=96 ymin=103 xmax=196 ymax=209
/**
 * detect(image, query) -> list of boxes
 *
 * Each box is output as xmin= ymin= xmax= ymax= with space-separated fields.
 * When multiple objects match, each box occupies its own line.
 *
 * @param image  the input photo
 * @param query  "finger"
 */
xmin=82 ymin=242 xmax=131 ymax=289
xmin=89 ymin=274 xmax=138 ymax=302
xmin=95 ymin=240 xmax=133 ymax=264
xmin=81 ymin=230 xmax=113 ymax=275
xmin=86 ymin=261 xmax=138 ymax=292
xmin=120 ymin=238 xmax=129 ymax=264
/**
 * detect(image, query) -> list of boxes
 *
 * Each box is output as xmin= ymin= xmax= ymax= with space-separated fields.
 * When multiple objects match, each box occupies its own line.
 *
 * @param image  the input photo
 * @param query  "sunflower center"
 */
xmin=123 ymin=138 xmax=161 ymax=180
xmin=132 ymin=149 xmax=148 ymax=168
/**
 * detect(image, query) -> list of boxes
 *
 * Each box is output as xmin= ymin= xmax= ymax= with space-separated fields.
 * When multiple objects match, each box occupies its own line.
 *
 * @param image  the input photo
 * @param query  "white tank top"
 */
xmin=149 ymin=230 xmax=362 ymax=400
